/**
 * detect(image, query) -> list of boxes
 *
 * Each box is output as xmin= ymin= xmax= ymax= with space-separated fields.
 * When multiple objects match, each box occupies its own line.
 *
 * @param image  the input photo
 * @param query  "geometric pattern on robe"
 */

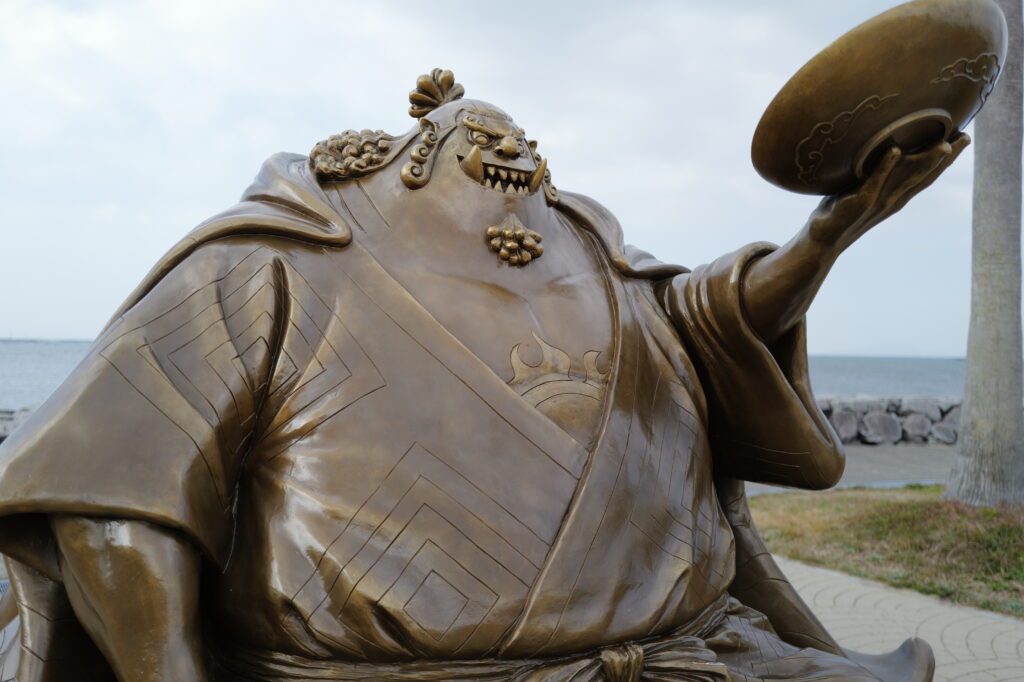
xmin=0 ymin=154 xmax=925 ymax=681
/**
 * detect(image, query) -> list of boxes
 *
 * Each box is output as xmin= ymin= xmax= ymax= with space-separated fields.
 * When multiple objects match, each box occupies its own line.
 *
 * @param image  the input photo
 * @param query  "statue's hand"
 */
xmin=742 ymin=133 xmax=969 ymax=344
xmin=807 ymin=134 xmax=971 ymax=253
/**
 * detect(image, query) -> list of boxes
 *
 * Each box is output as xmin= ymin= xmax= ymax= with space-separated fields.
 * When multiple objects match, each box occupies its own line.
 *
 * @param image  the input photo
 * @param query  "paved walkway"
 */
xmin=751 ymin=444 xmax=1024 ymax=681
xmin=779 ymin=558 xmax=1024 ymax=682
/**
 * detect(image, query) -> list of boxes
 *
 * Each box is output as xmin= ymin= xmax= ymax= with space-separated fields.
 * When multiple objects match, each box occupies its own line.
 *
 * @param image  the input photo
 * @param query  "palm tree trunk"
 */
xmin=944 ymin=0 xmax=1024 ymax=506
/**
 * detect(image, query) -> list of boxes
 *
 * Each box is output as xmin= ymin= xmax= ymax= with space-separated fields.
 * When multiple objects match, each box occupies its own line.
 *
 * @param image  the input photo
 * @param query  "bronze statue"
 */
xmin=0 ymin=13 xmax=999 ymax=674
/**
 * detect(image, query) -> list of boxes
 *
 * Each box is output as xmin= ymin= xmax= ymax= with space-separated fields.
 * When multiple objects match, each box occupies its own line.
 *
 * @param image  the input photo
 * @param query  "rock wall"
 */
xmin=817 ymin=396 xmax=961 ymax=446
xmin=0 ymin=399 xmax=963 ymax=448
xmin=0 ymin=408 xmax=32 ymax=444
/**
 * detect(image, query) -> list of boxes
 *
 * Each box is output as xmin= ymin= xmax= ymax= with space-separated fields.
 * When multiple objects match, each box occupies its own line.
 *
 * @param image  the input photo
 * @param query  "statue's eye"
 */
xmin=463 ymin=117 xmax=498 ymax=147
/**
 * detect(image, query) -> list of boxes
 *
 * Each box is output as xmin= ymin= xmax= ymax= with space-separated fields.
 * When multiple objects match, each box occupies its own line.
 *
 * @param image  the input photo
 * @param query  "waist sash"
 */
xmin=215 ymin=596 xmax=733 ymax=682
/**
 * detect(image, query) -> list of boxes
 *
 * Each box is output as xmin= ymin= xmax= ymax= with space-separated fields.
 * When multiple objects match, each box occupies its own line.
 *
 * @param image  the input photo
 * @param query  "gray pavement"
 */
xmin=779 ymin=558 xmax=1024 ymax=682
xmin=748 ymin=443 xmax=1024 ymax=680
xmin=747 ymin=443 xmax=956 ymax=496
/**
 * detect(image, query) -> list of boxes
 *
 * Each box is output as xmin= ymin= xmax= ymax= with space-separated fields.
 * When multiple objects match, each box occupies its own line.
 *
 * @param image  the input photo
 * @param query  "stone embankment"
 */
xmin=0 ymin=409 xmax=32 ymax=444
xmin=1 ymin=399 xmax=961 ymax=447
xmin=817 ymin=396 xmax=961 ymax=446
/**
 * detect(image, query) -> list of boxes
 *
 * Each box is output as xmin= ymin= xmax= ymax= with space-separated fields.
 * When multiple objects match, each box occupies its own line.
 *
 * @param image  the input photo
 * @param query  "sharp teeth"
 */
xmin=487 ymin=165 xmax=496 ymax=177
xmin=518 ymin=185 xmax=526 ymax=194
xmin=460 ymin=145 xmax=484 ymax=183
xmin=498 ymin=168 xmax=508 ymax=181
xmin=510 ymin=170 xmax=520 ymax=182
xmin=529 ymin=158 xmax=547 ymax=193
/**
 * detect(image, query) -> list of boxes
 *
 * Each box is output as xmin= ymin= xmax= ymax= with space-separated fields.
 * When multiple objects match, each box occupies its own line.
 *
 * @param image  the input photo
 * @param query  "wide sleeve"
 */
xmin=661 ymin=242 xmax=844 ymax=490
xmin=0 ymin=241 xmax=291 ymax=567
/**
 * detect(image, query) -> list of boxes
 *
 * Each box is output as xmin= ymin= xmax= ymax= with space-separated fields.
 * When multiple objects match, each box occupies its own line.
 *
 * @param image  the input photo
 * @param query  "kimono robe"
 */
xmin=0 ymin=154 xmax=928 ymax=681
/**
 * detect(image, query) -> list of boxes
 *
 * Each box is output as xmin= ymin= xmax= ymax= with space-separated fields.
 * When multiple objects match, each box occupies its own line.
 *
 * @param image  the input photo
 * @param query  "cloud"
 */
xmin=0 ymin=0 xmax=985 ymax=356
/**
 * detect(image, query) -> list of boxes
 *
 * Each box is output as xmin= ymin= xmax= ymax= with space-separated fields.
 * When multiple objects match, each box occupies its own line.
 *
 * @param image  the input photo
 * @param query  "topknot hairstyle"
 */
xmin=408 ymin=69 xmax=465 ymax=118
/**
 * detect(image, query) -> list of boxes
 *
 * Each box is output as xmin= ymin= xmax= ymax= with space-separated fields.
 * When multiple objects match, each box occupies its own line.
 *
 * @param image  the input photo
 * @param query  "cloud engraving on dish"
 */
xmin=930 ymin=52 xmax=1002 ymax=109
xmin=794 ymin=94 xmax=900 ymax=186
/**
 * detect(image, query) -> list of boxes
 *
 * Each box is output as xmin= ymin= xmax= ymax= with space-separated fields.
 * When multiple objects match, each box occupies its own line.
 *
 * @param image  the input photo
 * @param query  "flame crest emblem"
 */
xmin=508 ymin=331 xmax=609 ymax=408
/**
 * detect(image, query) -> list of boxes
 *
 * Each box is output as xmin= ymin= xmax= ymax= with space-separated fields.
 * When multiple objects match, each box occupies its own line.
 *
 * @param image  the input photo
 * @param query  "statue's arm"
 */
xmin=0 ymin=241 xmax=303 ymax=680
xmin=742 ymin=135 xmax=970 ymax=344
xmin=50 ymin=516 xmax=208 ymax=682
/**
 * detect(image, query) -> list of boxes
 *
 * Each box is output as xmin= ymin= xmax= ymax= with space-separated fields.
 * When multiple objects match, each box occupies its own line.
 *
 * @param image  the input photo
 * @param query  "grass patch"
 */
xmin=748 ymin=485 xmax=1024 ymax=618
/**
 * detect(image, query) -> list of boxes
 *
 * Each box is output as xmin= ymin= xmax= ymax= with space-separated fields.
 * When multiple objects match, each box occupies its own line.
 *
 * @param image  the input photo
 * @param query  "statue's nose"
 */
xmin=495 ymin=136 xmax=520 ymax=159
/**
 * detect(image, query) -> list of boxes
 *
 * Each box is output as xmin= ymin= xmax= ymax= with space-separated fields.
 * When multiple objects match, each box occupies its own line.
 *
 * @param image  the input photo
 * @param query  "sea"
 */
xmin=0 ymin=339 xmax=967 ymax=411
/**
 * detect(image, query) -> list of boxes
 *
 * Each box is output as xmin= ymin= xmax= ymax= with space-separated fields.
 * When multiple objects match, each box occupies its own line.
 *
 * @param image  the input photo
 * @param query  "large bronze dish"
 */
xmin=752 ymin=0 xmax=1007 ymax=196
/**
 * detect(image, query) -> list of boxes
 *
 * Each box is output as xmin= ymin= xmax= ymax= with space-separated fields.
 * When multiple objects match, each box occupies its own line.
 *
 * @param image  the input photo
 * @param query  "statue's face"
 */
xmin=403 ymin=99 xmax=547 ymax=204
xmin=310 ymin=72 xmax=558 ymax=210
xmin=450 ymin=109 xmax=541 ymax=196
xmin=310 ymin=90 xmax=555 ymax=212
xmin=313 ymin=78 xmax=559 ymax=265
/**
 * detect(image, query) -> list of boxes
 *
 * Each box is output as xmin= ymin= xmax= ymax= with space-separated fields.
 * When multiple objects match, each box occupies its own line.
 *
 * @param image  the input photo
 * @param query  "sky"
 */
xmin=0 ymin=0 xmax=1001 ymax=356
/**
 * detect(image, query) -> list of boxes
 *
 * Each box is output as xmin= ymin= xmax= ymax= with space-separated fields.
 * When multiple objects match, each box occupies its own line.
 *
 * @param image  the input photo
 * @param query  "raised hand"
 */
xmin=742 ymin=134 xmax=971 ymax=344
xmin=807 ymin=134 xmax=971 ymax=253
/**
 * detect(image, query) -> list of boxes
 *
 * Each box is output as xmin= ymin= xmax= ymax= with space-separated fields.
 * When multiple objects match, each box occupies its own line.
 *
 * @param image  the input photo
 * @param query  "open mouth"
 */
xmin=459 ymin=146 xmax=546 ymax=196
xmin=482 ymin=163 xmax=533 ymax=194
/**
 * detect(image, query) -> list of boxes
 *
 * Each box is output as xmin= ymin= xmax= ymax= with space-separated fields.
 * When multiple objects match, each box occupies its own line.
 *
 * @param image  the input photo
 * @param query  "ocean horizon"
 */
xmin=0 ymin=339 xmax=967 ymax=411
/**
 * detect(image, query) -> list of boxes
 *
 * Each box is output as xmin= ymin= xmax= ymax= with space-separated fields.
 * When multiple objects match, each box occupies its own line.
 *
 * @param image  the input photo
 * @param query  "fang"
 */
xmin=460 ymin=145 xmax=484 ymax=183
xmin=529 ymin=158 xmax=547 ymax=193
